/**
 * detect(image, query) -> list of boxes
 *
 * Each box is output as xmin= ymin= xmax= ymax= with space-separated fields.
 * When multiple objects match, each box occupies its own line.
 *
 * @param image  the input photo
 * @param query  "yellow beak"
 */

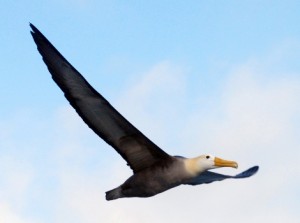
xmin=214 ymin=157 xmax=238 ymax=169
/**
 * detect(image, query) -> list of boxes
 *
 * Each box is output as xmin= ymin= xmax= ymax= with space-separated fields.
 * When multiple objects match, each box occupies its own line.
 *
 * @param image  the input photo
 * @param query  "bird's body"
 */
xmin=106 ymin=157 xmax=178 ymax=199
xmin=107 ymin=156 xmax=188 ymax=200
xmin=30 ymin=23 xmax=259 ymax=201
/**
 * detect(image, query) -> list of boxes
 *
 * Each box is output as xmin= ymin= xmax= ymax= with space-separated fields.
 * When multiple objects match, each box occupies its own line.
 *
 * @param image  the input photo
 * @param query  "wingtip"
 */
xmin=29 ymin=23 xmax=50 ymax=49
xmin=29 ymin=22 xmax=36 ymax=31
xmin=234 ymin=165 xmax=259 ymax=179
xmin=29 ymin=23 xmax=38 ymax=39
xmin=250 ymin=165 xmax=259 ymax=175
xmin=30 ymin=23 xmax=41 ymax=34
xmin=253 ymin=165 xmax=259 ymax=171
xmin=29 ymin=23 xmax=45 ymax=39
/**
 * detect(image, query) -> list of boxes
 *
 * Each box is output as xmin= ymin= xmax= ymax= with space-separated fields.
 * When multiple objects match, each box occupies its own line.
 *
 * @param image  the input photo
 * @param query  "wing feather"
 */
xmin=30 ymin=23 xmax=171 ymax=173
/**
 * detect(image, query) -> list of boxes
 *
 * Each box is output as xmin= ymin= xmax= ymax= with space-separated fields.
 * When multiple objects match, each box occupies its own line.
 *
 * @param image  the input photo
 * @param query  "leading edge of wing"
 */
xmin=30 ymin=23 xmax=171 ymax=172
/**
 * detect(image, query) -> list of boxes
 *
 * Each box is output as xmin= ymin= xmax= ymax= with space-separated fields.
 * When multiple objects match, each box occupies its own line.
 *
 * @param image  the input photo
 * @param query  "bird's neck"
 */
xmin=183 ymin=157 xmax=204 ymax=176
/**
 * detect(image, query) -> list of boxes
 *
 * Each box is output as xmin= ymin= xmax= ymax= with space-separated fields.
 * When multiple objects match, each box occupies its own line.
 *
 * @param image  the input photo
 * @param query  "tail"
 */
xmin=105 ymin=187 xmax=123 ymax=201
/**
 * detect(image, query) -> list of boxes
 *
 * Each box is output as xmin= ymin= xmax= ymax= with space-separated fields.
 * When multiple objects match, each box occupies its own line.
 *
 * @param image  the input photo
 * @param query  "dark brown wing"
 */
xmin=30 ymin=23 xmax=171 ymax=173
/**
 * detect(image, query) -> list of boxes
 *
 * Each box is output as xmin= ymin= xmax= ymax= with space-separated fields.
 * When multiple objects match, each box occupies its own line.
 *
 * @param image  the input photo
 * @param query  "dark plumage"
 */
xmin=30 ymin=24 xmax=258 ymax=201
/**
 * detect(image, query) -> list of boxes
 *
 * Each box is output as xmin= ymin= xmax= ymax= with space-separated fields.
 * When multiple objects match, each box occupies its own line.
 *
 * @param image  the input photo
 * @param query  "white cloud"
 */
xmin=115 ymin=61 xmax=187 ymax=151
xmin=0 ymin=203 xmax=35 ymax=223
xmin=0 ymin=153 xmax=37 ymax=223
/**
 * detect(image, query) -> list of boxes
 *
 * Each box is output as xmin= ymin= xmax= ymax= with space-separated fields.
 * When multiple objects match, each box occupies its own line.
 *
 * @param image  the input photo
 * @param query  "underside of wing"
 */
xmin=185 ymin=166 xmax=259 ymax=185
xmin=30 ymin=23 xmax=171 ymax=173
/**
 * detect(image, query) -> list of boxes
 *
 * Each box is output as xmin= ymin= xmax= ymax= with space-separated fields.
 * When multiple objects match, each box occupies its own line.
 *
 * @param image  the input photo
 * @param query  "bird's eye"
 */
xmin=206 ymin=155 xmax=210 ymax=159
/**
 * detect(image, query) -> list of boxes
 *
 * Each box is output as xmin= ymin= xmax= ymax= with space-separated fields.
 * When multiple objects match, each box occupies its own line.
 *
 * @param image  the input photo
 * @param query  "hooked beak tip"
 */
xmin=233 ymin=162 xmax=238 ymax=169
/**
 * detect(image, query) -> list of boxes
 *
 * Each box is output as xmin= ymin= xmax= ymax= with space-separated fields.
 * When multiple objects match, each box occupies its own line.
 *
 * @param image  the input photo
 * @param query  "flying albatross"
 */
xmin=30 ymin=24 xmax=259 ymax=201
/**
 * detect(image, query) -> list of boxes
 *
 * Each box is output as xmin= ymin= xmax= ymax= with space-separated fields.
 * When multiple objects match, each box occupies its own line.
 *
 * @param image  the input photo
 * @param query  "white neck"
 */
xmin=183 ymin=157 xmax=205 ymax=176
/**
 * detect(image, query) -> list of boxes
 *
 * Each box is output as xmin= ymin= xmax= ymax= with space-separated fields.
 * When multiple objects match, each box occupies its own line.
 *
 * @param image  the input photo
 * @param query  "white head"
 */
xmin=197 ymin=154 xmax=238 ymax=170
xmin=184 ymin=154 xmax=238 ymax=175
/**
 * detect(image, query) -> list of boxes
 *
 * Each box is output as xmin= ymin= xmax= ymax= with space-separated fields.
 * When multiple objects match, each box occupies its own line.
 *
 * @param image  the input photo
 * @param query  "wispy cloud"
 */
xmin=0 ymin=202 xmax=35 ymax=223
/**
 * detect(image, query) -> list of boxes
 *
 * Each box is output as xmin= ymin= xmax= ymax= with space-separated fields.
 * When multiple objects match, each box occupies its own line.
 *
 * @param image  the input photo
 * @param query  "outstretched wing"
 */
xmin=30 ymin=23 xmax=171 ymax=173
xmin=185 ymin=166 xmax=259 ymax=185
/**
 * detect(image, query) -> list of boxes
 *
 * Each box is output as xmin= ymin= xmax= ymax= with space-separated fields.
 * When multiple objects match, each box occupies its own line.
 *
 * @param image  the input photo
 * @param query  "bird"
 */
xmin=30 ymin=23 xmax=259 ymax=201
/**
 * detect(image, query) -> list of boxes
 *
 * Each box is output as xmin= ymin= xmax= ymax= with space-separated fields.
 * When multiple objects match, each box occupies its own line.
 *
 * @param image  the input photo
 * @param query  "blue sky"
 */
xmin=1 ymin=1 xmax=300 ymax=223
